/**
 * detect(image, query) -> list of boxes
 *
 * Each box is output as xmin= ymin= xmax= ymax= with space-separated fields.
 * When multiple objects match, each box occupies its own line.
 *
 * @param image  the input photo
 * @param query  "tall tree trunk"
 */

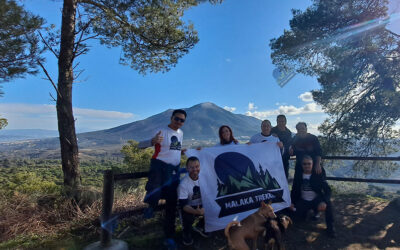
xmin=57 ymin=0 xmax=80 ymax=196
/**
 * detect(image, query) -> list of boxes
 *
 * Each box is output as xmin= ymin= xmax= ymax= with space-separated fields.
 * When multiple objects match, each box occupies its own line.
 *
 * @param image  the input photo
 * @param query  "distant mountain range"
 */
xmin=0 ymin=129 xmax=59 ymax=142
xmin=0 ymin=102 xmax=262 ymax=158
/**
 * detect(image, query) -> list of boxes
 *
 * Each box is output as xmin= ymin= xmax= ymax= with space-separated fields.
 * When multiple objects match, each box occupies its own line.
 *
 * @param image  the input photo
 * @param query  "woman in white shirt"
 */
xmin=218 ymin=125 xmax=239 ymax=146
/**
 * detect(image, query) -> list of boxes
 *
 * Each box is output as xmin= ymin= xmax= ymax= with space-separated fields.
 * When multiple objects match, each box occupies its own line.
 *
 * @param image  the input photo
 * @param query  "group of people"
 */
xmin=138 ymin=109 xmax=335 ymax=249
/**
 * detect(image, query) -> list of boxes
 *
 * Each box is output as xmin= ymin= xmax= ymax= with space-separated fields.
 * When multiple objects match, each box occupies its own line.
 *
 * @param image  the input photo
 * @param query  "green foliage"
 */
xmin=270 ymin=0 xmax=400 ymax=155
xmin=3 ymin=172 xmax=60 ymax=195
xmin=81 ymin=0 xmax=202 ymax=74
xmin=0 ymin=0 xmax=44 ymax=82
xmin=0 ymin=116 xmax=7 ymax=129
xmin=121 ymin=140 xmax=153 ymax=173
xmin=0 ymin=158 xmax=127 ymax=195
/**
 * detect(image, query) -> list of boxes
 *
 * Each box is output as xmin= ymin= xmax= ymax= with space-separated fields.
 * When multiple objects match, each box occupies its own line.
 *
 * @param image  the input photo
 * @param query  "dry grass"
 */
xmin=0 ymin=183 xmax=147 ymax=247
xmin=0 ymin=191 xmax=101 ymax=243
xmin=113 ymin=184 xmax=147 ymax=213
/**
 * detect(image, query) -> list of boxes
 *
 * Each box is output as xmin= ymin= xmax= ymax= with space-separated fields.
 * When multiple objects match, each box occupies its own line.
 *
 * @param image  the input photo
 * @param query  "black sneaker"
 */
xmin=182 ymin=232 xmax=193 ymax=246
xmin=192 ymin=225 xmax=210 ymax=238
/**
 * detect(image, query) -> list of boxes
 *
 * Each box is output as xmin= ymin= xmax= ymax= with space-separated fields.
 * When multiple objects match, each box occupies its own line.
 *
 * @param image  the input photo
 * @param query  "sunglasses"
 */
xmin=302 ymin=163 xmax=312 ymax=166
xmin=173 ymin=116 xmax=185 ymax=123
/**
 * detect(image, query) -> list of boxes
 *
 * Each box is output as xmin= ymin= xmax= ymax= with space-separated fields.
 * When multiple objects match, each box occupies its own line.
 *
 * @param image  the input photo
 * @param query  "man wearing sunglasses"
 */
xmin=289 ymin=155 xmax=335 ymax=238
xmin=138 ymin=109 xmax=187 ymax=249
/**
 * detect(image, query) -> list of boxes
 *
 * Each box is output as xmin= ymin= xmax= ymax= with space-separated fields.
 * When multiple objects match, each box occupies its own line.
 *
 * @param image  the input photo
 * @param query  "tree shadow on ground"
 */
xmin=121 ymin=195 xmax=400 ymax=250
xmin=284 ymin=196 xmax=400 ymax=250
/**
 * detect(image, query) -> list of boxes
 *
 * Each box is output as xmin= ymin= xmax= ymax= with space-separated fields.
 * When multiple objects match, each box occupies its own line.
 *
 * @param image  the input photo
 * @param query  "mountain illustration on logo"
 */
xmin=214 ymin=152 xmax=281 ymax=197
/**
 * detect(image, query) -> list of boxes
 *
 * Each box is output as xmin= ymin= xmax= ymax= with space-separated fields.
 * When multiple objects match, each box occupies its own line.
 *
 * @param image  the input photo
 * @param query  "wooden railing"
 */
xmin=99 ymin=155 xmax=400 ymax=247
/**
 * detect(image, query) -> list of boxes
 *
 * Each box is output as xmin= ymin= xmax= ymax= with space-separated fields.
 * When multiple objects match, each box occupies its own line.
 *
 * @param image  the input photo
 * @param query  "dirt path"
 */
xmin=124 ymin=195 xmax=400 ymax=250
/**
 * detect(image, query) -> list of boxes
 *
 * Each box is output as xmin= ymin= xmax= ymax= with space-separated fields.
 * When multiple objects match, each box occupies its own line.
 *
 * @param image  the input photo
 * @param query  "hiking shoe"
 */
xmin=163 ymin=238 xmax=177 ymax=250
xmin=326 ymin=228 xmax=336 ymax=238
xmin=192 ymin=225 xmax=210 ymax=238
xmin=143 ymin=206 xmax=154 ymax=219
xmin=182 ymin=232 xmax=194 ymax=246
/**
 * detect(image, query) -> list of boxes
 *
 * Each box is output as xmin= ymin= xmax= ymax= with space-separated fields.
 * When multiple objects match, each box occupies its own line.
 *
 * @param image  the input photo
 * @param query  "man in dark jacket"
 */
xmin=290 ymin=155 xmax=335 ymax=237
xmin=271 ymin=114 xmax=292 ymax=178
xmin=289 ymin=122 xmax=323 ymax=179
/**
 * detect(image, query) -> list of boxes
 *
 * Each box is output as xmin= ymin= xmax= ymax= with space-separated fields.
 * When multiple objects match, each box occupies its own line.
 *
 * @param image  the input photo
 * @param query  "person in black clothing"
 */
xmin=289 ymin=122 xmax=323 ymax=179
xmin=271 ymin=115 xmax=292 ymax=178
xmin=290 ymin=155 xmax=335 ymax=237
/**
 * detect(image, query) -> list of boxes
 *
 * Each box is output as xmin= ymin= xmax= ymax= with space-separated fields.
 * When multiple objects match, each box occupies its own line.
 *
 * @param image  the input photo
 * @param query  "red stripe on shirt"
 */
xmin=152 ymin=143 xmax=161 ymax=159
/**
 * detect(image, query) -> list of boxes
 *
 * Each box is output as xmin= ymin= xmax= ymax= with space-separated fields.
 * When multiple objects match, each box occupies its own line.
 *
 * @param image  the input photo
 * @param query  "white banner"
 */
xmin=186 ymin=142 xmax=291 ymax=232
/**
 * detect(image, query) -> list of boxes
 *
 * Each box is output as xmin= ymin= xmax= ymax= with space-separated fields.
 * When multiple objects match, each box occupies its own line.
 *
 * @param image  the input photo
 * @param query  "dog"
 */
xmin=224 ymin=201 xmax=277 ymax=250
xmin=264 ymin=215 xmax=292 ymax=250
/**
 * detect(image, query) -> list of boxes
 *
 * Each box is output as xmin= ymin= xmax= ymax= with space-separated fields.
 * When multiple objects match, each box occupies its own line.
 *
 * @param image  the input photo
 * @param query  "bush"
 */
xmin=4 ymin=172 xmax=60 ymax=196
xmin=121 ymin=140 xmax=153 ymax=173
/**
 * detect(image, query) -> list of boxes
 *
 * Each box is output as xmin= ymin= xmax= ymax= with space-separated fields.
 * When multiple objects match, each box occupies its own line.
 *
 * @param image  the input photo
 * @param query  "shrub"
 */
xmin=4 ymin=172 xmax=60 ymax=196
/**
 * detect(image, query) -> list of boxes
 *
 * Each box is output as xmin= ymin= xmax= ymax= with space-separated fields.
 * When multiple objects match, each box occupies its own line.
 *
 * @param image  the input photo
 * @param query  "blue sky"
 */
xmin=1 ymin=0 xmax=399 ymax=134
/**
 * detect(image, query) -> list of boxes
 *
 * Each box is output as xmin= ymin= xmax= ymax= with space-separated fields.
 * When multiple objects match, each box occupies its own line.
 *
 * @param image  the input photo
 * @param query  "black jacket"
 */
xmin=290 ymin=169 xmax=331 ymax=204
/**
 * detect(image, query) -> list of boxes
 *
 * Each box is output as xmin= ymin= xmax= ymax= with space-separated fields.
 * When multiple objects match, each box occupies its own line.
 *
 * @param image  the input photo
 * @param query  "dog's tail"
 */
xmin=224 ymin=221 xmax=241 ymax=248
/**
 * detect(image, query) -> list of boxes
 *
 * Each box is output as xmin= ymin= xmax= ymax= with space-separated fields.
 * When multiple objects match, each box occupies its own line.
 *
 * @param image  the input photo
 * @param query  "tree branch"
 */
xmin=73 ymin=69 xmax=85 ymax=81
xmin=73 ymin=18 xmax=95 ymax=56
xmin=37 ymin=60 xmax=62 ymax=99
xmin=78 ymin=0 xmax=130 ymax=26
xmin=38 ymin=31 xmax=59 ymax=58
xmin=49 ymin=92 xmax=57 ymax=102
xmin=385 ymin=28 xmax=400 ymax=37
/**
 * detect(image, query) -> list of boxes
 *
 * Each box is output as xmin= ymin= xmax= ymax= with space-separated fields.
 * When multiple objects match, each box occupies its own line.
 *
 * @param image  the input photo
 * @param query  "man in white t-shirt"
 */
xmin=138 ymin=109 xmax=186 ymax=249
xmin=178 ymin=156 xmax=209 ymax=246
xmin=249 ymin=119 xmax=284 ymax=150
xmin=290 ymin=155 xmax=335 ymax=238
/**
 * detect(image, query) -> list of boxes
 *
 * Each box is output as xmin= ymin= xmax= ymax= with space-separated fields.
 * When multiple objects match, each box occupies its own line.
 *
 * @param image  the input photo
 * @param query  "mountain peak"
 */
xmin=191 ymin=102 xmax=219 ymax=109
xmin=48 ymin=103 xmax=262 ymax=147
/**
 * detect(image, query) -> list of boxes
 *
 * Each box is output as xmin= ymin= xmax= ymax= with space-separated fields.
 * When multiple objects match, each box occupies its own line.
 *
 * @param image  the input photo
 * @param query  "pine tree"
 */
xmin=270 ymin=0 xmax=400 ymax=155
xmin=0 ymin=0 xmax=43 ymax=82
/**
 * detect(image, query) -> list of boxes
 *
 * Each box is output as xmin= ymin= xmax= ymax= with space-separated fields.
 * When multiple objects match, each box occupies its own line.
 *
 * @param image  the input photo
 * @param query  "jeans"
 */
xmin=294 ymin=196 xmax=334 ymax=230
xmin=144 ymin=158 xmax=180 ymax=238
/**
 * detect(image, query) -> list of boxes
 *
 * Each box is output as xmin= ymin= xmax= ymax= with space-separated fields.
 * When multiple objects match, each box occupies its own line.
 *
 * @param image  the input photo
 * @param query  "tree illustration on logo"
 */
xmin=215 ymin=152 xmax=280 ymax=197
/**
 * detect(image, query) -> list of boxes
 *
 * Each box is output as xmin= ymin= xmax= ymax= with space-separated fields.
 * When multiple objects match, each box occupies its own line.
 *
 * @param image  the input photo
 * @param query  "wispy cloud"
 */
xmin=74 ymin=107 xmax=133 ymax=119
xmin=245 ymin=102 xmax=323 ymax=119
xmin=248 ymin=102 xmax=257 ymax=111
xmin=0 ymin=103 xmax=133 ymax=119
xmin=225 ymin=58 xmax=232 ymax=63
xmin=223 ymin=106 xmax=236 ymax=112
xmin=298 ymin=91 xmax=313 ymax=102
xmin=0 ymin=103 xmax=135 ymax=131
